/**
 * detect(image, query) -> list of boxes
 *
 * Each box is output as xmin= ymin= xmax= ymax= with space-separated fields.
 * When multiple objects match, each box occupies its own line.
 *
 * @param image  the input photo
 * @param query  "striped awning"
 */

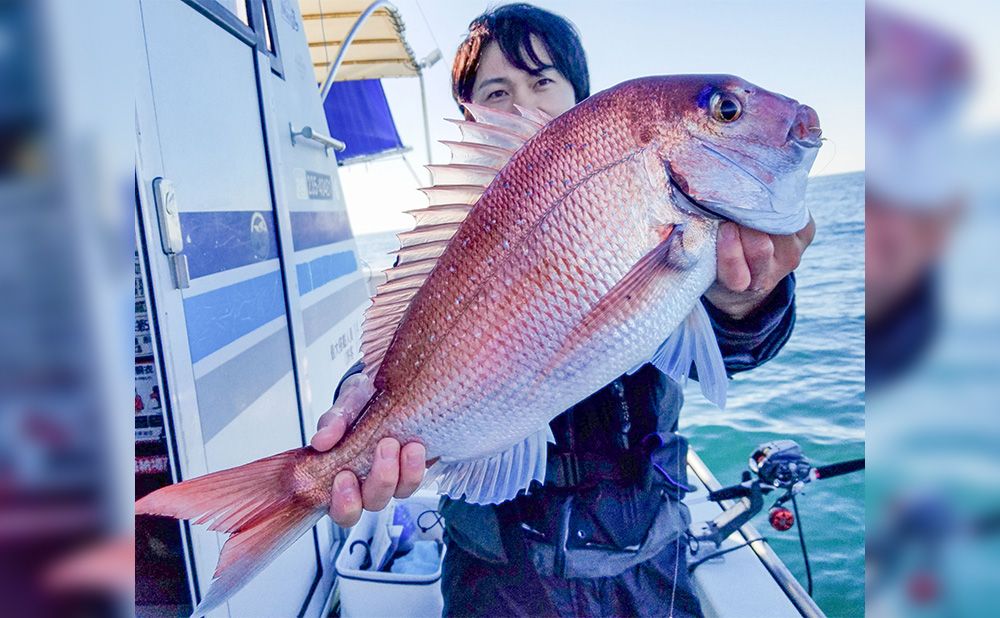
xmin=300 ymin=0 xmax=419 ymax=84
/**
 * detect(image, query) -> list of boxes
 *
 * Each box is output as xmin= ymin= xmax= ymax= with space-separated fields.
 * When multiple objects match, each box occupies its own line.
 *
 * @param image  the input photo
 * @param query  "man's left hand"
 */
xmin=704 ymin=217 xmax=816 ymax=320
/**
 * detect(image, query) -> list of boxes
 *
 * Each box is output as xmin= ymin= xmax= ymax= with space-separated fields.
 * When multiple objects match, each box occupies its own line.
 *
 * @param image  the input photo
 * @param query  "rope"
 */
xmin=414 ymin=0 xmax=441 ymax=52
xmin=318 ymin=0 xmax=330 ymax=69
xmin=417 ymin=509 xmax=445 ymax=533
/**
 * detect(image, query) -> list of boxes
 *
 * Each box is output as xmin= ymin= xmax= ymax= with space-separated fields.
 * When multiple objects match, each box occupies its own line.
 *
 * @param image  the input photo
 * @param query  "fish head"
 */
xmin=648 ymin=75 xmax=821 ymax=235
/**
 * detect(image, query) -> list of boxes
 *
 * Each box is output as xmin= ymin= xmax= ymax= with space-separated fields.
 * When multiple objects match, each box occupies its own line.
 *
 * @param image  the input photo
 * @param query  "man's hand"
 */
xmin=704 ymin=217 xmax=816 ymax=320
xmin=310 ymin=374 xmax=427 ymax=527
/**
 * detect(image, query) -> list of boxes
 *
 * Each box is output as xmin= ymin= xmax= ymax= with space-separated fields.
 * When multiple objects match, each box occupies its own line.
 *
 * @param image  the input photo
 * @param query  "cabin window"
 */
xmin=259 ymin=0 xmax=284 ymax=77
xmin=218 ymin=0 xmax=250 ymax=26
xmin=261 ymin=0 xmax=275 ymax=53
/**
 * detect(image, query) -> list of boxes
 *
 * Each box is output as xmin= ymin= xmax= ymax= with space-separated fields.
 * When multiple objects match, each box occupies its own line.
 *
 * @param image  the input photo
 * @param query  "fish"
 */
xmin=135 ymin=74 xmax=821 ymax=614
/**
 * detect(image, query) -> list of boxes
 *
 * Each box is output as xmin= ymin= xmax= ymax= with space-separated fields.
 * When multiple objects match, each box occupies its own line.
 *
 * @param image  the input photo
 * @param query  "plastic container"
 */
xmin=335 ymin=491 xmax=446 ymax=618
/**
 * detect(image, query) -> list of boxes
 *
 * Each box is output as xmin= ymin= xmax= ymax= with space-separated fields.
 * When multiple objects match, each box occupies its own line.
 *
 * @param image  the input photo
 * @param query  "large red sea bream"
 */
xmin=137 ymin=75 xmax=821 ymax=613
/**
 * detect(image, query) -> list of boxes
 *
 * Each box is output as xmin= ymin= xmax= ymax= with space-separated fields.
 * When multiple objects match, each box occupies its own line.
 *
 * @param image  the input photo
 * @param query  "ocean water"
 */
xmin=681 ymin=171 xmax=865 ymax=618
xmin=354 ymin=171 xmax=865 ymax=617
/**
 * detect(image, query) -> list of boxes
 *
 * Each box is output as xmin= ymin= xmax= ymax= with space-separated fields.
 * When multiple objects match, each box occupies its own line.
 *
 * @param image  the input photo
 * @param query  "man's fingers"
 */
xmin=772 ymin=215 xmax=816 ymax=276
xmin=312 ymin=375 xmax=376 ymax=451
xmin=739 ymin=227 xmax=775 ymax=286
xmin=394 ymin=443 xmax=427 ymax=499
xmin=329 ymin=471 xmax=362 ymax=527
xmin=361 ymin=438 xmax=400 ymax=512
xmin=337 ymin=377 xmax=376 ymax=418
xmin=796 ymin=214 xmax=817 ymax=247
xmin=716 ymin=222 xmax=751 ymax=292
xmin=310 ymin=417 xmax=348 ymax=451
xmin=772 ymin=234 xmax=804 ymax=273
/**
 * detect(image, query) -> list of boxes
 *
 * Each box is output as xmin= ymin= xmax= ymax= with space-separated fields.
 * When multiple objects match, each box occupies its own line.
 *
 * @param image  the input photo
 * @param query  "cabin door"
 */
xmin=135 ymin=1 xmax=326 ymax=615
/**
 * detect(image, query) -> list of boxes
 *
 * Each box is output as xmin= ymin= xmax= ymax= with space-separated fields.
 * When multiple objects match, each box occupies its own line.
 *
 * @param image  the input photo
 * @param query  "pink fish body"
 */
xmin=137 ymin=75 xmax=821 ymax=613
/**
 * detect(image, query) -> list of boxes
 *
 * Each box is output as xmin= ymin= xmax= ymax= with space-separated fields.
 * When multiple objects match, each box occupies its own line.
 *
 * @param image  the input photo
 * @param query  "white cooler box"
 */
xmin=335 ymin=492 xmax=446 ymax=618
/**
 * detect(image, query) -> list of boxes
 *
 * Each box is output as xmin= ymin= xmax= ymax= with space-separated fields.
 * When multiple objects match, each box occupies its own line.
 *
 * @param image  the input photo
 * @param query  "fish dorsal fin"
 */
xmin=360 ymin=105 xmax=548 ymax=381
xmin=513 ymin=103 xmax=554 ymax=127
xmin=424 ymin=425 xmax=555 ymax=504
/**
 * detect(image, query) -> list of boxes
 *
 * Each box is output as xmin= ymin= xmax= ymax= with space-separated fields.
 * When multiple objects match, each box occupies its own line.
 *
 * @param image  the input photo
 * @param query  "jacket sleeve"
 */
xmin=701 ymin=273 xmax=797 ymax=376
xmin=332 ymin=360 xmax=366 ymax=402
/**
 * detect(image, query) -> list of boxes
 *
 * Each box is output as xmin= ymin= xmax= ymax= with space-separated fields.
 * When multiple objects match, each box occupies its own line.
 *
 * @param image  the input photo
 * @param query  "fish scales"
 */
xmin=319 ymin=84 xmax=711 ymax=476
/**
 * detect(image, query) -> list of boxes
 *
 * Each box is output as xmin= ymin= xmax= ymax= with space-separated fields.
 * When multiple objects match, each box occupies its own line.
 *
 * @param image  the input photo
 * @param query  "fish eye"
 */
xmin=710 ymin=92 xmax=742 ymax=123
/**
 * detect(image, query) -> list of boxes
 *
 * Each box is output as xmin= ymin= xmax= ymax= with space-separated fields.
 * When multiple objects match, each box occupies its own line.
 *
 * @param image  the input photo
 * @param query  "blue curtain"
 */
xmin=323 ymin=79 xmax=405 ymax=165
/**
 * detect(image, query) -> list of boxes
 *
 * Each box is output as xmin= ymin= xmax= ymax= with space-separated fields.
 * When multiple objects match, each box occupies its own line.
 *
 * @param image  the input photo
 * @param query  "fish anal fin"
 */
xmin=425 ymin=426 xmax=550 ymax=505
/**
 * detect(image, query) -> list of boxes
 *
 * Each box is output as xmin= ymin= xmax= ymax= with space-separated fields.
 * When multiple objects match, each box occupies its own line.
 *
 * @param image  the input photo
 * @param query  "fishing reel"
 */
xmin=749 ymin=440 xmax=812 ymax=490
xmin=689 ymin=440 xmax=863 ymax=547
xmin=687 ymin=439 xmax=864 ymax=595
xmin=749 ymin=440 xmax=813 ymax=532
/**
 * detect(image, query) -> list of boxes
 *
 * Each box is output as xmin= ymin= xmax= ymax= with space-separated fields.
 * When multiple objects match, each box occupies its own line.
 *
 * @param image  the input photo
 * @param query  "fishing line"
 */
xmin=812 ymin=137 xmax=838 ymax=177
xmin=687 ymin=536 xmax=768 ymax=573
xmin=401 ymin=153 xmax=428 ymax=186
xmin=792 ymin=493 xmax=813 ymax=596
xmin=667 ymin=431 xmax=682 ymax=618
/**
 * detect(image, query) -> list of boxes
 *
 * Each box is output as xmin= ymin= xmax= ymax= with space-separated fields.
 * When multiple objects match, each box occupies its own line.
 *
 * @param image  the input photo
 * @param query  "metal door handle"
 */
xmin=289 ymin=123 xmax=346 ymax=155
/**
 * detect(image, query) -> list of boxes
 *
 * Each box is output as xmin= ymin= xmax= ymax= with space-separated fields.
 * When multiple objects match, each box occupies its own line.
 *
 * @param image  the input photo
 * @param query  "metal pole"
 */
xmin=418 ymin=69 xmax=432 ymax=166
xmin=319 ymin=0 xmax=395 ymax=100
xmin=415 ymin=49 xmax=441 ymax=168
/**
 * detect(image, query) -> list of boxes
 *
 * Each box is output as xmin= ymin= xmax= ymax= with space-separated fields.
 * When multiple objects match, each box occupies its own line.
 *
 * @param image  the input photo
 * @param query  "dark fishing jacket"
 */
xmin=335 ymin=274 xmax=797 ymax=577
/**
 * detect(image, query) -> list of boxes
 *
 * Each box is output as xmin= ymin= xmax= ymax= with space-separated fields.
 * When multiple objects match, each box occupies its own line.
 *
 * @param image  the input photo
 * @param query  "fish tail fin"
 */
xmin=135 ymin=448 xmax=326 ymax=615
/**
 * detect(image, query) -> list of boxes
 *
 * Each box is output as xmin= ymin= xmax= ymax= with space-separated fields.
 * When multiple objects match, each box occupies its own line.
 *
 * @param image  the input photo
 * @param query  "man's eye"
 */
xmin=486 ymin=90 xmax=508 ymax=100
xmin=536 ymin=78 xmax=553 ymax=87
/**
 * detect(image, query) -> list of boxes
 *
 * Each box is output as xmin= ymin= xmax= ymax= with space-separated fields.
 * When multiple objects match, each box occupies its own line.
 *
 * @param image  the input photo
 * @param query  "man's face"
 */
xmin=469 ymin=35 xmax=576 ymax=118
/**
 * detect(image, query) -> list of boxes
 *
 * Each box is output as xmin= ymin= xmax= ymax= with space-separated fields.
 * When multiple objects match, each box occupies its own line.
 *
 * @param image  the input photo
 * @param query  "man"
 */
xmin=312 ymin=4 xmax=814 ymax=616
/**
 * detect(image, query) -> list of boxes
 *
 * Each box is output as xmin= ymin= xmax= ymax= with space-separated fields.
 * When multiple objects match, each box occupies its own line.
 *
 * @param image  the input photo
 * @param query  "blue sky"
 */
xmin=339 ymin=1 xmax=865 ymax=234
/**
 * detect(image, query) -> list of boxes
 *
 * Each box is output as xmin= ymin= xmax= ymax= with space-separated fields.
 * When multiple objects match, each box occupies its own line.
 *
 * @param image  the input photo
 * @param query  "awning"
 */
xmin=324 ymin=79 xmax=407 ymax=165
xmin=300 ymin=0 xmax=419 ymax=85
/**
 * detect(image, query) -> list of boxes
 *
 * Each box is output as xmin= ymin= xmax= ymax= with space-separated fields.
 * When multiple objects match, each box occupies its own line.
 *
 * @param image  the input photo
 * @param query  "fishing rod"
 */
xmin=687 ymin=440 xmax=865 ymax=596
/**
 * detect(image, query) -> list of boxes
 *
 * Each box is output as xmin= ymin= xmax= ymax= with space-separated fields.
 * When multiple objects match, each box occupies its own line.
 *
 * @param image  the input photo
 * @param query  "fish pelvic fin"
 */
xmin=651 ymin=301 xmax=729 ymax=408
xmin=135 ymin=448 xmax=326 ymax=615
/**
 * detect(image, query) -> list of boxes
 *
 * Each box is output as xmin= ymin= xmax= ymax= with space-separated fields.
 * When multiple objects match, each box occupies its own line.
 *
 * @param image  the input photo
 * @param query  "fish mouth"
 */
xmin=668 ymin=174 xmax=733 ymax=223
xmin=787 ymin=104 xmax=823 ymax=149
xmin=790 ymin=135 xmax=823 ymax=149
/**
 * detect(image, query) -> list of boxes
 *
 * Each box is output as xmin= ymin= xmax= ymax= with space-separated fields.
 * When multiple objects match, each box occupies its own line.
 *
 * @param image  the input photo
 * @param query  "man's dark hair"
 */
xmin=452 ymin=3 xmax=590 ymax=111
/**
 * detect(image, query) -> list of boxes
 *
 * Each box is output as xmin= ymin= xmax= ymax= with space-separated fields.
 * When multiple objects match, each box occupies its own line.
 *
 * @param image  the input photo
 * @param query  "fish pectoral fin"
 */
xmin=534 ymin=228 xmax=683 ymax=383
xmin=650 ymin=301 xmax=729 ymax=408
xmin=425 ymin=426 xmax=552 ymax=505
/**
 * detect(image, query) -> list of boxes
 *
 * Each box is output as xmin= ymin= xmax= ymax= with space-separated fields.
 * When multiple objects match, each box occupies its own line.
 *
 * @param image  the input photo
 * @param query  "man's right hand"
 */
xmin=310 ymin=374 xmax=427 ymax=527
